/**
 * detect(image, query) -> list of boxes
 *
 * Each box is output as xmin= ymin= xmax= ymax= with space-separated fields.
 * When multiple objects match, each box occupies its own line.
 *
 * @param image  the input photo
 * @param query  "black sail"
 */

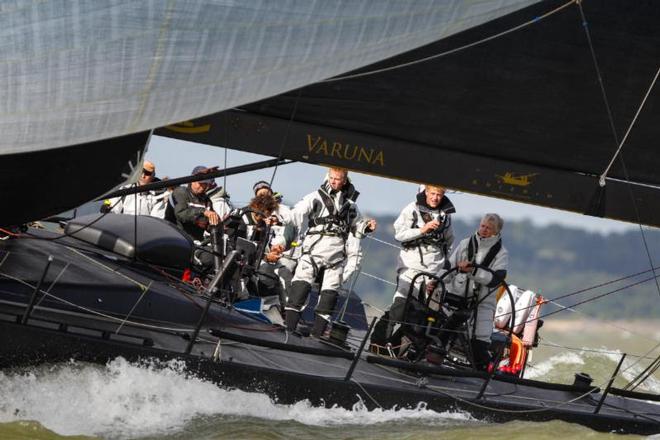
xmin=156 ymin=0 xmax=660 ymax=228
xmin=0 ymin=132 xmax=151 ymax=226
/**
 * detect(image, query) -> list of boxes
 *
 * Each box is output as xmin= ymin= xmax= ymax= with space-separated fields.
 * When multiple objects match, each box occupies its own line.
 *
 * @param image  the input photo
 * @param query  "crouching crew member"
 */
xmin=443 ymin=213 xmax=508 ymax=370
xmin=224 ymin=193 xmax=282 ymax=299
xmin=285 ymin=168 xmax=377 ymax=337
xmin=371 ymin=185 xmax=455 ymax=346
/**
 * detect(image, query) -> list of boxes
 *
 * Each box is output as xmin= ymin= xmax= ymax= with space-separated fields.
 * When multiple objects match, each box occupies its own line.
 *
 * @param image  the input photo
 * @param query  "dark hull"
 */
xmin=1 ymin=301 xmax=659 ymax=434
xmin=0 ymin=227 xmax=658 ymax=434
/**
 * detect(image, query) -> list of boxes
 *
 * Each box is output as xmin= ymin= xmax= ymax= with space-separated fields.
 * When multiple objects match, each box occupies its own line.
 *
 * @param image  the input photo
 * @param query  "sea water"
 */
xmin=0 ymin=343 xmax=658 ymax=440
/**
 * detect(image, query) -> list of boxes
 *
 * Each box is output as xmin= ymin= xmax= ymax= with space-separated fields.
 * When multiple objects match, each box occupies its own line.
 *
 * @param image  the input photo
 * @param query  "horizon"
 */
xmin=148 ymin=135 xmax=641 ymax=234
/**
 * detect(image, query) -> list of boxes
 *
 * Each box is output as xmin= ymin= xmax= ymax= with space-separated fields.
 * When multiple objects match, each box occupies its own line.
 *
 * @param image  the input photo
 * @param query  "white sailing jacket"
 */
xmin=291 ymin=181 xmax=370 ymax=266
xmin=443 ymin=232 xmax=508 ymax=340
xmin=394 ymin=198 xmax=455 ymax=273
xmin=109 ymin=184 xmax=166 ymax=218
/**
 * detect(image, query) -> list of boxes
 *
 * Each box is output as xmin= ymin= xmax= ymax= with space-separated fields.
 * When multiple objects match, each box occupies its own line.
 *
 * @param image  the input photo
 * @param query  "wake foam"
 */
xmin=525 ymin=348 xmax=660 ymax=394
xmin=0 ymin=358 xmax=474 ymax=439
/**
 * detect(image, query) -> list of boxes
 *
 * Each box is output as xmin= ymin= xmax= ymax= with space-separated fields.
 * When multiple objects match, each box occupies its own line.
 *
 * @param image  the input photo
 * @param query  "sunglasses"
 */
xmin=142 ymin=169 xmax=154 ymax=176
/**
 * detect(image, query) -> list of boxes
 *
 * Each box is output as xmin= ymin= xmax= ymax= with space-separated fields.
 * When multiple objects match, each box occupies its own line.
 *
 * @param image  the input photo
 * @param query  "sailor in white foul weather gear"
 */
xmin=103 ymin=160 xmax=166 ymax=218
xmin=371 ymin=185 xmax=454 ymax=346
xmin=285 ymin=168 xmax=377 ymax=337
xmin=442 ymin=213 xmax=508 ymax=370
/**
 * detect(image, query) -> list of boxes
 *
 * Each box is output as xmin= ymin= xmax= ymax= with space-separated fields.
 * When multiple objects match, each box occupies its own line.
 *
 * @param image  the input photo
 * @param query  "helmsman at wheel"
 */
xmin=285 ymin=167 xmax=377 ymax=337
xmin=443 ymin=213 xmax=508 ymax=370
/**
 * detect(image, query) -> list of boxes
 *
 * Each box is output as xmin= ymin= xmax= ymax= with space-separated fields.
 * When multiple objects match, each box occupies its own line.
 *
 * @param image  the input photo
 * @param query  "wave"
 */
xmin=0 ymin=358 xmax=475 ymax=439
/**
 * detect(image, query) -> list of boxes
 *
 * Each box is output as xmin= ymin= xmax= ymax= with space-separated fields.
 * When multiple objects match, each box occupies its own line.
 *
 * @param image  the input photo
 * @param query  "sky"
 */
xmin=148 ymin=135 xmax=637 ymax=234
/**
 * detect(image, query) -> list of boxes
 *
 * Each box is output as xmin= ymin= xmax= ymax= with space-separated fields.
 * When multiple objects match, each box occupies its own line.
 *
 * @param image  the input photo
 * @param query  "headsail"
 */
xmin=157 ymin=0 xmax=660 ymax=228
xmin=0 ymin=0 xmax=537 ymax=155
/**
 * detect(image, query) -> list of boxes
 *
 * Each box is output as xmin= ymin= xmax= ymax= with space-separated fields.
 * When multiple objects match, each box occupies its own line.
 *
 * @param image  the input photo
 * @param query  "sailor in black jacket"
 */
xmin=173 ymin=166 xmax=219 ymax=241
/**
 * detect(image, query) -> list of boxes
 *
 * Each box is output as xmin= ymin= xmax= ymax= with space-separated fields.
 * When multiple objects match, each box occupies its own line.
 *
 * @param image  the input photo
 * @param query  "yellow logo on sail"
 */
xmin=495 ymin=172 xmax=538 ymax=187
xmin=304 ymin=134 xmax=385 ymax=167
xmin=164 ymin=120 xmax=211 ymax=134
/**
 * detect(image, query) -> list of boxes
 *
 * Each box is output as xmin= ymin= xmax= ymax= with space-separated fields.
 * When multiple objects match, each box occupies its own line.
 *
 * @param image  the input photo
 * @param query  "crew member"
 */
xmin=371 ymin=184 xmax=455 ymax=345
xmin=103 ymin=160 xmax=165 ymax=217
xmin=173 ymin=166 xmax=219 ymax=239
xmin=285 ymin=168 xmax=377 ymax=337
xmin=224 ymin=193 xmax=282 ymax=299
xmin=443 ymin=213 xmax=508 ymax=370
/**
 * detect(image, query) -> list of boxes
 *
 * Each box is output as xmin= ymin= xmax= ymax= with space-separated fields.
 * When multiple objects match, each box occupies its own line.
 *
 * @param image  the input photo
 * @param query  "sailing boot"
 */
xmin=285 ymin=309 xmax=301 ymax=331
xmin=312 ymin=289 xmax=339 ymax=338
xmin=311 ymin=314 xmax=329 ymax=338
xmin=285 ymin=281 xmax=312 ymax=332
xmin=471 ymin=339 xmax=492 ymax=371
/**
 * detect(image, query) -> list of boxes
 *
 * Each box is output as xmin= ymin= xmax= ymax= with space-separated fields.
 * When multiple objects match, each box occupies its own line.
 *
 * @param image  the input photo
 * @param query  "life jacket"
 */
xmin=307 ymin=181 xmax=359 ymax=238
xmin=467 ymin=234 xmax=502 ymax=271
xmin=401 ymin=193 xmax=455 ymax=250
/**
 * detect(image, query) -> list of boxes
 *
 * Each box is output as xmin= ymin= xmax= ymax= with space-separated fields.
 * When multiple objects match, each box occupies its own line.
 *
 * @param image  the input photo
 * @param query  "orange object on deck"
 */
xmin=500 ymin=334 xmax=526 ymax=375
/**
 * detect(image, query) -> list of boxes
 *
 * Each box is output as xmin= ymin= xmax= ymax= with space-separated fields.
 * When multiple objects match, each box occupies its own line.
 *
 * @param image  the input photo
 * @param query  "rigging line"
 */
xmin=624 ymin=350 xmax=660 ymax=390
xmin=350 ymin=378 xmax=384 ymax=409
xmin=620 ymin=340 xmax=660 ymax=381
xmin=539 ymin=337 xmax=657 ymax=361
xmin=361 ymin=271 xmax=396 ymax=286
xmin=530 ymin=265 xmax=660 ymax=307
xmin=544 ymin=299 xmax=660 ymax=344
xmin=620 ymin=156 xmax=660 ymax=300
xmin=0 ymin=251 xmax=9 ymax=269
xmin=577 ymin=2 xmax=619 ymax=147
xmin=322 ymin=0 xmax=577 ymax=83
xmin=64 ymin=246 xmax=148 ymax=290
xmin=630 ymin=357 xmax=660 ymax=391
xmin=598 ymin=65 xmax=660 ymax=186
xmin=579 ymin=2 xmax=660 ymax=301
xmin=538 ymin=273 xmax=659 ymax=321
xmin=340 ymin=232 xmax=373 ymax=321
xmin=366 ymin=262 xmax=651 ymax=340
xmin=365 ymin=235 xmax=401 ymax=250
xmin=115 ymin=281 xmax=153 ymax=335
xmin=36 ymin=261 xmax=70 ymax=308
xmin=223 ymin=111 xmax=228 ymax=192
xmin=0 ymin=272 xmax=196 ymax=332
xmin=23 ymin=195 xmax=124 ymax=242
xmin=269 ymin=88 xmax=303 ymax=187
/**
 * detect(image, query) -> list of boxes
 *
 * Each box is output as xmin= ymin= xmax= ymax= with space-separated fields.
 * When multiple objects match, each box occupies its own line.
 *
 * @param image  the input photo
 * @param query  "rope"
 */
xmin=539 ymin=336 xmax=658 ymax=361
xmin=365 ymin=235 xmax=402 ymax=250
xmin=597 ymin=64 xmax=660 ymax=186
xmin=0 ymin=274 xmax=196 ymax=333
xmin=544 ymin=299 xmax=660 ymax=344
xmin=578 ymin=3 xmax=660 ymax=304
xmin=361 ymin=272 xmax=396 ymax=286
xmin=22 ymin=196 xmax=123 ymax=242
xmin=323 ymin=0 xmax=577 ymax=83
xmin=538 ymin=273 xmax=660 ymax=321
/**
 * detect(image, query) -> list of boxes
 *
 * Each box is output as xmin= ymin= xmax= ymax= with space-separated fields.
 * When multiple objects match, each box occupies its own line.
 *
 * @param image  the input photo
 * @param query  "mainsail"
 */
xmin=157 ymin=0 xmax=660 ymax=228
xmin=0 ymin=0 xmax=537 ymax=155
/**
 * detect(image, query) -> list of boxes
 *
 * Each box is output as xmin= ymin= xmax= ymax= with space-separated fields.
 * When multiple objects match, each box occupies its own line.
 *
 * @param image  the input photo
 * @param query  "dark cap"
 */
xmin=191 ymin=165 xmax=215 ymax=185
xmin=253 ymin=180 xmax=272 ymax=194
